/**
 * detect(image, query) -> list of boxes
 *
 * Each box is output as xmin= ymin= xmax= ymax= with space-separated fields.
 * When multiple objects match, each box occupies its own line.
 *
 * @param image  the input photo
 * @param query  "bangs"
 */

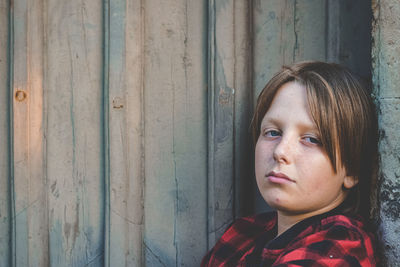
xmin=304 ymin=73 xmax=340 ymax=173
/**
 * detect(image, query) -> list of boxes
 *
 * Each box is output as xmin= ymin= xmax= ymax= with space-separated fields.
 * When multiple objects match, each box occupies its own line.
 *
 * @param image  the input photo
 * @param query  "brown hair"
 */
xmin=251 ymin=61 xmax=378 ymax=218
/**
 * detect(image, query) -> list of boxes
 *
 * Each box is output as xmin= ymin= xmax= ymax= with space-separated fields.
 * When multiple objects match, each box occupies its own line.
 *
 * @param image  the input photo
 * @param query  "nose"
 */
xmin=273 ymin=133 xmax=294 ymax=164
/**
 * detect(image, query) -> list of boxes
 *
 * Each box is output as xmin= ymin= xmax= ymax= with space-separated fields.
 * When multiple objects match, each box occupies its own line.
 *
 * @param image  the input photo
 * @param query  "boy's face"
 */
xmin=255 ymin=82 xmax=357 ymax=219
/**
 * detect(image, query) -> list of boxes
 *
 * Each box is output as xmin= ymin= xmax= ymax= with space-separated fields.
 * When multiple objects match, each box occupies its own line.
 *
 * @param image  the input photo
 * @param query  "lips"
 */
xmin=266 ymin=171 xmax=295 ymax=183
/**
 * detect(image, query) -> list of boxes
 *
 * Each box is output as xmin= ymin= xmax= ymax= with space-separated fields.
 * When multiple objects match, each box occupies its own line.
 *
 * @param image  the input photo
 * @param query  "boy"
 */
xmin=202 ymin=61 xmax=378 ymax=266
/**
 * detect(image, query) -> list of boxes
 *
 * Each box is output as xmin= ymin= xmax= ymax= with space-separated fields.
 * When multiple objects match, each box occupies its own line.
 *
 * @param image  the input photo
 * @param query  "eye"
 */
xmin=303 ymin=136 xmax=321 ymax=145
xmin=264 ymin=130 xmax=281 ymax=137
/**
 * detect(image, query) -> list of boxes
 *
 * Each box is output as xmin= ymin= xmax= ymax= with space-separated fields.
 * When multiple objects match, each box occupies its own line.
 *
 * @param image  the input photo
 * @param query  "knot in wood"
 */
xmin=15 ymin=90 xmax=27 ymax=102
xmin=112 ymin=97 xmax=124 ymax=109
xmin=218 ymin=89 xmax=232 ymax=105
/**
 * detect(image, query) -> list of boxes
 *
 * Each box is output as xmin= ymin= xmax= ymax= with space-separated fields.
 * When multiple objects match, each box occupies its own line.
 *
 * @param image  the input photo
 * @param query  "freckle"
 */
xmin=275 ymin=198 xmax=280 ymax=203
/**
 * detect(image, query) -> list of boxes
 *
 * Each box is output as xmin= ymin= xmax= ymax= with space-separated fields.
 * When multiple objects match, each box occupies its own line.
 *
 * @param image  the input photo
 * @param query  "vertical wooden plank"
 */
xmin=46 ymin=1 xmax=104 ymax=266
xmin=208 ymin=0 xmax=253 ymax=247
xmin=253 ymin=0 xmax=296 ymax=99
xmin=327 ymin=0 xmax=372 ymax=78
xmin=107 ymin=0 xmax=144 ymax=265
xmin=253 ymin=0 xmax=326 ymax=98
xmin=233 ymin=0 xmax=253 ymax=219
xmin=103 ymin=1 xmax=110 ymax=265
xmin=338 ymin=0 xmax=371 ymax=77
xmin=326 ymin=0 xmax=340 ymax=63
xmin=12 ymin=1 xmax=28 ymax=263
xmin=336 ymin=0 xmax=372 ymax=78
xmin=207 ymin=0 xmax=235 ymax=247
xmin=292 ymin=0 xmax=326 ymax=61
xmin=252 ymin=0 xmax=327 ymax=213
xmin=172 ymin=1 xmax=208 ymax=264
xmin=12 ymin=0 xmax=48 ymax=265
xmin=0 ymin=1 xmax=10 ymax=266
xmin=143 ymin=0 xmax=208 ymax=265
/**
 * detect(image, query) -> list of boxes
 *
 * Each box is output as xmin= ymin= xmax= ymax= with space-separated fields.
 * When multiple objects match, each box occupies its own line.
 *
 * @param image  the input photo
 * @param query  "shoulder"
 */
xmin=273 ymin=214 xmax=377 ymax=266
xmin=319 ymin=215 xmax=374 ymax=243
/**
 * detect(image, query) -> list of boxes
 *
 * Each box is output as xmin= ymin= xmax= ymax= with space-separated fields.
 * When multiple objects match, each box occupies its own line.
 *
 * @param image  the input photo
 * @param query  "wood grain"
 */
xmin=143 ymin=0 xmax=208 ymax=265
xmin=0 ymin=0 xmax=10 ymax=266
xmin=106 ymin=0 xmax=144 ymax=265
xmin=12 ymin=0 xmax=47 ymax=265
xmin=207 ymin=0 xmax=253 ymax=248
xmin=46 ymin=0 xmax=104 ymax=265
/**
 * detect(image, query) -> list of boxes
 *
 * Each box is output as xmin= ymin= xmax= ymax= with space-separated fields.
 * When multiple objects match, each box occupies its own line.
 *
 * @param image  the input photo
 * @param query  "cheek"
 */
xmin=255 ymin=143 xmax=268 ymax=176
xmin=255 ymin=142 xmax=272 ymax=165
xmin=299 ymin=157 xmax=338 ymax=188
xmin=254 ymin=149 xmax=262 ymax=175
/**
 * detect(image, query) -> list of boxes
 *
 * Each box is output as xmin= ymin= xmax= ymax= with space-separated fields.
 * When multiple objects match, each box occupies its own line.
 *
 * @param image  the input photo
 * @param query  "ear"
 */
xmin=343 ymin=176 xmax=358 ymax=189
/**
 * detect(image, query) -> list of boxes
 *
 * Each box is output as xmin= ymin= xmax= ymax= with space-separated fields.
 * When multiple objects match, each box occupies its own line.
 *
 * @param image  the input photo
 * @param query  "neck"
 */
xmin=277 ymin=212 xmax=303 ymax=236
xmin=276 ymin=203 xmax=344 ymax=236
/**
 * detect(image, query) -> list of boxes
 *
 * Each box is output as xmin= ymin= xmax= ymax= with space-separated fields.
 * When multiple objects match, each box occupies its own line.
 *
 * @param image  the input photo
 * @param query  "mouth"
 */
xmin=266 ymin=171 xmax=295 ymax=184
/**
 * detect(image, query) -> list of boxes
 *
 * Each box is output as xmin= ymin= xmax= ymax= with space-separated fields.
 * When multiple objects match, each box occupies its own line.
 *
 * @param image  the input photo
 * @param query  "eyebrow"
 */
xmin=260 ymin=117 xmax=281 ymax=127
xmin=261 ymin=116 xmax=319 ymax=132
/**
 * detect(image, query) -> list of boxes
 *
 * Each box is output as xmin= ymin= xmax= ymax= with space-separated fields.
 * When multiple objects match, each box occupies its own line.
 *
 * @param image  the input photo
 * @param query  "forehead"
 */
xmin=261 ymin=82 xmax=316 ymax=129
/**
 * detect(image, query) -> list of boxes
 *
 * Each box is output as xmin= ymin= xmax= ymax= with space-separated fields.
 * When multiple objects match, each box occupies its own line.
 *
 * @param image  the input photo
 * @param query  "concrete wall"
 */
xmin=372 ymin=0 xmax=400 ymax=265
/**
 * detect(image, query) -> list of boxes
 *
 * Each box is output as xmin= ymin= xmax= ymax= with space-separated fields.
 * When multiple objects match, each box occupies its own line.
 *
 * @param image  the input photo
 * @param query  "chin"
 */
xmin=263 ymin=195 xmax=287 ymax=210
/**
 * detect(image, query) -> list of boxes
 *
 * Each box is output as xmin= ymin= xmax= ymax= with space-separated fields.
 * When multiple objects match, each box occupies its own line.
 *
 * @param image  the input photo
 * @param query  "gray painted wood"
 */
xmin=327 ymin=0 xmax=372 ymax=78
xmin=12 ymin=0 xmax=48 ymax=266
xmin=253 ymin=0 xmax=297 ymax=98
xmin=107 ymin=0 xmax=144 ymax=265
xmin=207 ymin=0 xmax=253 ymax=248
xmin=336 ymin=0 xmax=372 ymax=78
xmin=0 ymin=0 xmax=10 ymax=266
xmin=143 ymin=1 xmax=208 ymax=265
xmin=207 ymin=0 xmax=235 ymax=247
xmin=293 ymin=1 xmax=327 ymax=61
xmin=232 ymin=0 xmax=253 ymax=220
xmin=46 ymin=0 xmax=104 ymax=266
xmin=326 ymin=0 xmax=340 ymax=63
xmin=253 ymin=0 xmax=327 ymax=99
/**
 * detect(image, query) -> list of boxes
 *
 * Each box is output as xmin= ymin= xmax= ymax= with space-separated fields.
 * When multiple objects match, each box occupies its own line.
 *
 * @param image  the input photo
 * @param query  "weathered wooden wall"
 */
xmin=0 ymin=0 xmax=380 ymax=266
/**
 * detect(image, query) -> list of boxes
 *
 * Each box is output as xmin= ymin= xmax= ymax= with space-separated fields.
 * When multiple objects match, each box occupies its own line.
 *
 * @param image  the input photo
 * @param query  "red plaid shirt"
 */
xmin=201 ymin=210 xmax=376 ymax=266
